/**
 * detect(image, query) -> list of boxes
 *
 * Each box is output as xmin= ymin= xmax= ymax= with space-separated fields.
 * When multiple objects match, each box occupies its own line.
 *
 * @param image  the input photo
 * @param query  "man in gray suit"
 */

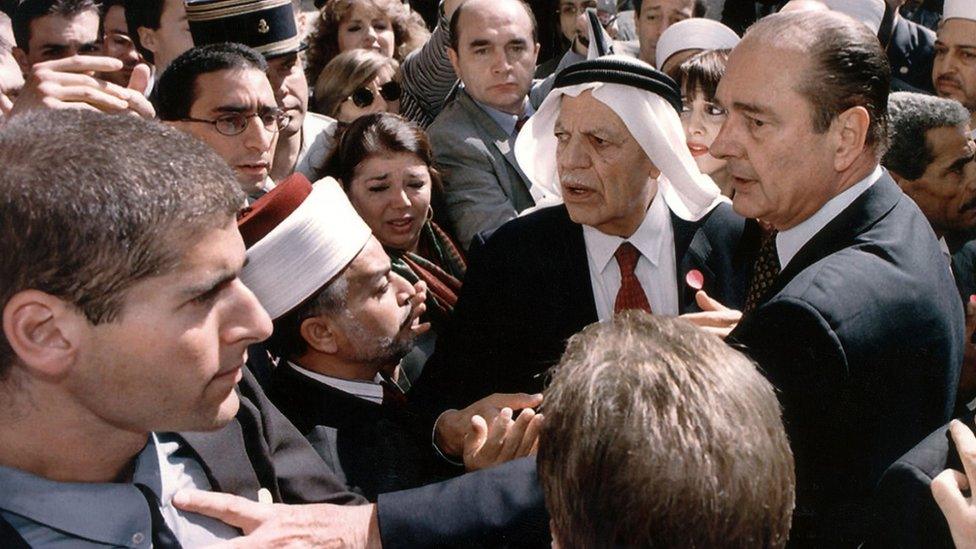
xmin=428 ymin=0 xmax=543 ymax=249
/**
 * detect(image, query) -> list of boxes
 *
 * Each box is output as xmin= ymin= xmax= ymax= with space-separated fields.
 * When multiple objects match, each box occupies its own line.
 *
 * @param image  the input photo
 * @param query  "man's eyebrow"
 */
xmin=467 ymin=39 xmax=492 ymax=48
xmin=945 ymin=151 xmax=975 ymax=175
xmin=214 ymin=105 xmax=250 ymax=114
xmin=181 ymin=268 xmax=239 ymax=299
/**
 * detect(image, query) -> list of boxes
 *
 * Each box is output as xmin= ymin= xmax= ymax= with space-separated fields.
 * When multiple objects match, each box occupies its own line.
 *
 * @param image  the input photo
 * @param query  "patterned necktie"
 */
xmin=514 ymin=116 xmax=528 ymax=136
xmin=613 ymin=242 xmax=652 ymax=314
xmin=744 ymin=229 xmax=780 ymax=313
xmin=134 ymin=483 xmax=183 ymax=549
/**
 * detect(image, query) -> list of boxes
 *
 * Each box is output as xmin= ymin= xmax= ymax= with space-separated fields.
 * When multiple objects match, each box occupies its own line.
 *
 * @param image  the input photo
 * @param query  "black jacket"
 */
xmin=728 ymin=173 xmax=964 ymax=546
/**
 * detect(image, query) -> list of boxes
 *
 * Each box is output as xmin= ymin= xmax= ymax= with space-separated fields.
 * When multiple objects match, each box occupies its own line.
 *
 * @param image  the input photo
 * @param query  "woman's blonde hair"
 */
xmin=305 ymin=0 xmax=427 ymax=86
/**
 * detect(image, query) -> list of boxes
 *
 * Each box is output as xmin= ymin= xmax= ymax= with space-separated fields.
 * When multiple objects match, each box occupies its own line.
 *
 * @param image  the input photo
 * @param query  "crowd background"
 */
xmin=2 ymin=0 xmax=976 ymax=547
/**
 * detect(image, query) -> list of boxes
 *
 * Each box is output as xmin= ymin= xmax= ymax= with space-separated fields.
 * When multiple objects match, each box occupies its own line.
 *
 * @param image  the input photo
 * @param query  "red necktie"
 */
xmin=613 ymin=242 xmax=652 ymax=314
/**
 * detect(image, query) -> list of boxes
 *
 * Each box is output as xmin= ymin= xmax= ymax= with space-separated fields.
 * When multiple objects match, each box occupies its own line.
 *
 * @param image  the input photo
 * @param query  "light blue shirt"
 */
xmin=776 ymin=165 xmax=883 ymax=270
xmin=473 ymin=99 xmax=535 ymax=137
xmin=0 ymin=433 xmax=238 ymax=547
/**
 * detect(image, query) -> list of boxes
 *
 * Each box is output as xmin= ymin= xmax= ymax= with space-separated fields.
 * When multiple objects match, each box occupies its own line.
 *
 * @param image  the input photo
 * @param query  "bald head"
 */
xmin=448 ymin=0 xmax=537 ymax=51
xmin=779 ymin=0 xmax=828 ymax=13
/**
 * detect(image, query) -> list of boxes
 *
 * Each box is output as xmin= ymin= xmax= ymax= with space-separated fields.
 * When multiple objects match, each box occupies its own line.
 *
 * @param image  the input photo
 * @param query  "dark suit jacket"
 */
xmin=412 ymin=201 xmax=750 ymax=415
xmin=269 ymin=364 xmax=459 ymax=501
xmin=888 ymin=16 xmax=937 ymax=94
xmin=867 ymin=412 xmax=975 ymax=549
xmin=727 ymin=174 xmax=964 ymax=546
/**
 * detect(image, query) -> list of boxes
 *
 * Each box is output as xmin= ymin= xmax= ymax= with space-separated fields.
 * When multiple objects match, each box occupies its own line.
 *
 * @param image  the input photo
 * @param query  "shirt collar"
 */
xmin=776 ymin=165 xmax=882 ymax=270
xmin=473 ymin=97 xmax=534 ymax=137
xmin=288 ymin=361 xmax=384 ymax=404
xmin=0 ymin=438 xmax=158 ymax=548
xmin=583 ymin=189 xmax=671 ymax=272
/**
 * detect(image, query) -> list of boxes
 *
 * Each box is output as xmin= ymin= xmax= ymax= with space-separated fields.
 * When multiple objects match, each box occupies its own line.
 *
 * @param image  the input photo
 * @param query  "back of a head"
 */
xmin=156 ymin=42 xmax=268 ymax=121
xmin=538 ymin=313 xmax=795 ymax=548
xmin=13 ymin=0 xmax=98 ymax=51
xmin=124 ymin=0 xmax=164 ymax=63
xmin=742 ymin=10 xmax=890 ymax=153
xmin=884 ymin=92 xmax=971 ymax=180
xmin=0 ymin=109 xmax=243 ymax=377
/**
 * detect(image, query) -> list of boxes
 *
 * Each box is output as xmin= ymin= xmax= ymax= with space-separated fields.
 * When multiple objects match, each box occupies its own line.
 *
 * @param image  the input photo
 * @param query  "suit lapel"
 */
xmin=178 ymin=400 xmax=263 ymax=498
xmin=457 ymin=90 xmax=534 ymax=197
xmin=559 ymin=207 xmax=600 ymax=324
xmin=763 ymin=173 xmax=902 ymax=303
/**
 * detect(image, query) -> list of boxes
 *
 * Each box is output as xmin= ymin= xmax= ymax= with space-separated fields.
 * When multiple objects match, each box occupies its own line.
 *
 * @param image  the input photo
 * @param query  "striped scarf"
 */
xmin=387 ymin=221 xmax=466 ymax=328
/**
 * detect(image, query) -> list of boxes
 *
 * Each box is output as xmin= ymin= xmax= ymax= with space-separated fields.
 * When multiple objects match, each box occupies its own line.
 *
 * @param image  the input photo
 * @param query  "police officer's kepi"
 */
xmin=186 ymin=0 xmax=305 ymax=59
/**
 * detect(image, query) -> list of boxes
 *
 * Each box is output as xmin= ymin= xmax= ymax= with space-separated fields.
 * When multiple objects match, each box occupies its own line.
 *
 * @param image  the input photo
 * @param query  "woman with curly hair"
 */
xmin=305 ymin=0 xmax=428 ymax=89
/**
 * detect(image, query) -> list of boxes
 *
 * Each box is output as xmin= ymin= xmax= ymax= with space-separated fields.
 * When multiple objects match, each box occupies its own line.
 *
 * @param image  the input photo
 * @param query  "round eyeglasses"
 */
xmin=179 ymin=110 xmax=292 ymax=136
xmin=347 ymin=81 xmax=402 ymax=109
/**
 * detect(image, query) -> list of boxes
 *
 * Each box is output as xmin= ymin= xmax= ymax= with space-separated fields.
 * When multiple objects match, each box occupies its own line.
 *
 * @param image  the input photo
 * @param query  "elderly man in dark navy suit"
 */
xmin=411 ymin=55 xmax=750 ymax=459
xmin=711 ymin=10 xmax=963 ymax=547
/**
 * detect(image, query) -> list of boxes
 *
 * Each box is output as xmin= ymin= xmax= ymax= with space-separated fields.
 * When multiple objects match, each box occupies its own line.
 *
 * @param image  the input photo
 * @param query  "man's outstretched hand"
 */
xmin=679 ymin=290 xmax=742 ymax=339
xmin=172 ymin=489 xmax=382 ymax=548
xmin=9 ymin=55 xmax=154 ymax=119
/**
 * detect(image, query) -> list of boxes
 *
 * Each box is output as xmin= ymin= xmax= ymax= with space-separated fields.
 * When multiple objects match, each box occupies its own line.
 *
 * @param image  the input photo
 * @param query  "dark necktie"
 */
xmin=614 ymin=242 xmax=652 ymax=314
xmin=514 ymin=116 xmax=528 ymax=136
xmin=381 ymin=379 xmax=408 ymax=409
xmin=744 ymin=229 xmax=780 ymax=313
xmin=134 ymin=483 xmax=183 ymax=549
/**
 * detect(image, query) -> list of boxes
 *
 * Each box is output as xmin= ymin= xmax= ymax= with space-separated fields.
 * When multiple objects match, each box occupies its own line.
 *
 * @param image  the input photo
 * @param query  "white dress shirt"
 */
xmin=287 ymin=361 xmax=385 ymax=404
xmin=583 ymin=190 xmax=678 ymax=320
xmin=776 ymin=165 xmax=883 ymax=269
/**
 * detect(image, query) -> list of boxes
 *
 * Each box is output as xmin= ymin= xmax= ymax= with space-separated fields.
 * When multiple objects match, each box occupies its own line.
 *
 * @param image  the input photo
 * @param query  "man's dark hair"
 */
xmin=634 ymin=0 xmax=706 ymax=18
xmin=12 ymin=0 xmax=99 ymax=51
xmin=156 ymin=43 xmax=268 ymax=121
xmin=747 ymin=10 xmax=891 ymax=154
xmin=449 ymin=0 xmax=538 ymax=52
xmin=0 ymin=109 xmax=243 ymax=378
xmin=538 ymin=312 xmax=795 ymax=548
xmin=123 ymin=0 xmax=164 ymax=63
xmin=884 ymin=92 xmax=971 ymax=180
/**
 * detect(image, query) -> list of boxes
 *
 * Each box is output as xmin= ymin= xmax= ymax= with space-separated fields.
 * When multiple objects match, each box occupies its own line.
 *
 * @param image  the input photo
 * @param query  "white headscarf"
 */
xmin=514 ymin=58 xmax=728 ymax=222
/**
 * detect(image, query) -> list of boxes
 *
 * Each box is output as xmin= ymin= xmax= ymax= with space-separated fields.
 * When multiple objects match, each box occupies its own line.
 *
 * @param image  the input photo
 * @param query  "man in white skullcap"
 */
xmin=653 ymin=17 xmax=740 ymax=76
xmin=411 ymin=55 xmax=750 ymax=457
xmin=237 ymin=174 xmax=543 ymax=495
xmin=935 ymin=0 xmax=976 ymax=135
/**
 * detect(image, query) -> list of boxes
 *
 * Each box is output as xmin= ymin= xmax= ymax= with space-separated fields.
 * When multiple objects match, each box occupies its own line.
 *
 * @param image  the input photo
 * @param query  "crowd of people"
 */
xmin=1 ymin=0 xmax=976 ymax=546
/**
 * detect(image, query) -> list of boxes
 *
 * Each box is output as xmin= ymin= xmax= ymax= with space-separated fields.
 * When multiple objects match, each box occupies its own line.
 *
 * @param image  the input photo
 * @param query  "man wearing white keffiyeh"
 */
xmin=411 ymin=55 xmax=752 ymax=445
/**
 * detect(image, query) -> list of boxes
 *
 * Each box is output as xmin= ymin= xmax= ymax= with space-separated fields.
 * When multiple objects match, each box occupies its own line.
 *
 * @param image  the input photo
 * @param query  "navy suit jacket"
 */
xmin=888 ymin=15 xmax=937 ymax=95
xmin=867 ymin=412 xmax=975 ymax=549
xmin=728 ymin=173 xmax=964 ymax=546
xmin=412 ymin=201 xmax=750 ymax=415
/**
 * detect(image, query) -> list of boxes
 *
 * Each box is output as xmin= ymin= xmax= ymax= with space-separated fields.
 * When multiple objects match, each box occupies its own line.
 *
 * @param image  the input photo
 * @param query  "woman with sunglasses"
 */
xmin=325 ymin=112 xmax=466 ymax=337
xmin=314 ymin=49 xmax=401 ymax=124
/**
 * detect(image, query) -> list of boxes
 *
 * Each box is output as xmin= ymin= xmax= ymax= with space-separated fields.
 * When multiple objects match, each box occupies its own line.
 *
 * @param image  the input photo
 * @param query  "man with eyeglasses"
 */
xmin=157 ymin=43 xmax=286 ymax=203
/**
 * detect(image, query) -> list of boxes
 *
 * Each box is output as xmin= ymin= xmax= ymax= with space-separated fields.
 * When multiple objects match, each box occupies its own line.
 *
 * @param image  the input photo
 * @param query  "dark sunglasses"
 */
xmin=348 ymin=81 xmax=402 ymax=108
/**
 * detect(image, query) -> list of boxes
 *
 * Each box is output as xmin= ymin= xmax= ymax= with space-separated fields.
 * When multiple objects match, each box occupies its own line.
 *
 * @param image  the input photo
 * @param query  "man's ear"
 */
xmin=447 ymin=47 xmax=461 ymax=76
xmin=832 ymin=105 xmax=872 ymax=172
xmin=2 ymin=290 xmax=87 ymax=379
xmin=12 ymin=47 xmax=30 ymax=75
xmin=137 ymin=27 xmax=158 ymax=56
xmin=299 ymin=315 xmax=340 ymax=355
